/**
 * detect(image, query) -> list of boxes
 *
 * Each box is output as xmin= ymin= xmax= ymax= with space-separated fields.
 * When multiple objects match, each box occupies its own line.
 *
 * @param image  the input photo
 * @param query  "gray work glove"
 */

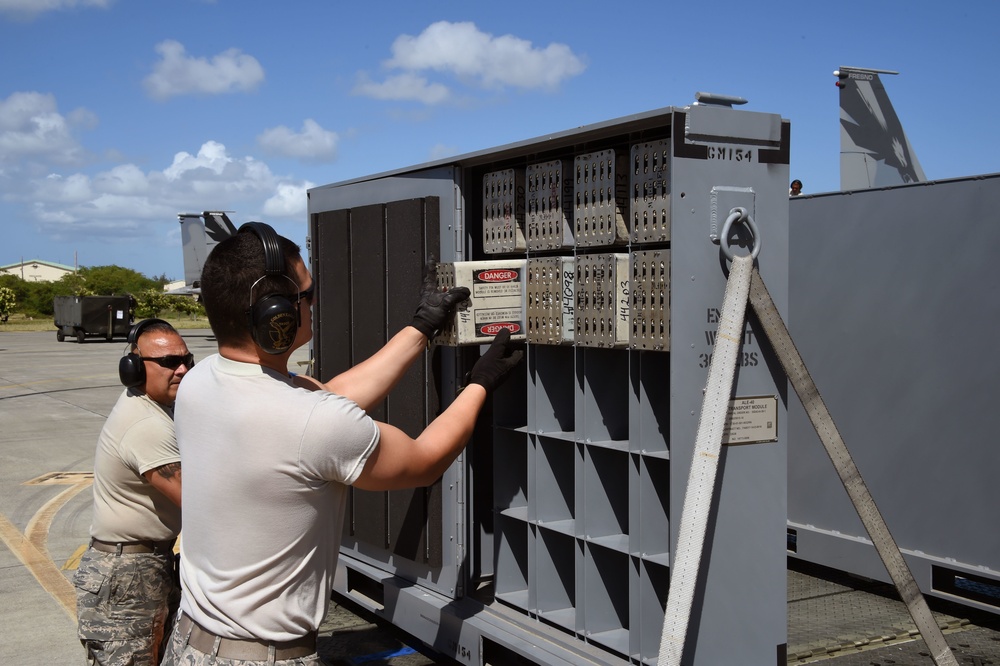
xmin=467 ymin=328 xmax=524 ymax=394
xmin=410 ymin=260 xmax=470 ymax=339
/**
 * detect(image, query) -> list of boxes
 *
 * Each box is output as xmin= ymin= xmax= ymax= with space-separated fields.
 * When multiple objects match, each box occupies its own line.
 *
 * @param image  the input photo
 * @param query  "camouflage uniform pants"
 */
xmin=73 ymin=547 xmax=180 ymax=666
xmin=161 ymin=613 xmax=324 ymax=666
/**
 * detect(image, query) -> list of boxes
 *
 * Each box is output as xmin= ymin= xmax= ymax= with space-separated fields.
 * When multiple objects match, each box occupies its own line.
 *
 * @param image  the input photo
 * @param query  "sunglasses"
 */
xmin=297 ymin=284 xmax=315 ymax=304
xmin=144 ymin=353 xmax=195 ymax=370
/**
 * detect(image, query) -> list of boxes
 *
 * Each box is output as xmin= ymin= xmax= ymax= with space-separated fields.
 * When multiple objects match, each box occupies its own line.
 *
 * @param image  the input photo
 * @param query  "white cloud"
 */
xmin=0 ymin=0 xmax=110 ymax=20
xmin=92 ymin=163 xmax=149 ymax=195
xmin=353 ymin=72 xmax=451 ymax=105
xmin=263 ymin=181 xmax=313 ymax=218
xmin=0 ymin=91 xmax=91 ymax=166
xmin=7 ymin=140 xmax=307 ymax=240
xmin=143 ymin=40 xmax=265 ymax=100
xmin=162 ymin=140 xmax=235 ymax=180
xmin=354 ymin=21 xmax=585 ymax=104
xmin=257 ymin=119 xmax=339 ymax=162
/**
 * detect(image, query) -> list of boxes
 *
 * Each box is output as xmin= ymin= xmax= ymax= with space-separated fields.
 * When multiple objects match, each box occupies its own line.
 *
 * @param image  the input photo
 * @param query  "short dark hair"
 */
xmin=201 ymin=230 xmax=302 ymax=346
xmin=791 ymin=179 xmax=803 ymax=188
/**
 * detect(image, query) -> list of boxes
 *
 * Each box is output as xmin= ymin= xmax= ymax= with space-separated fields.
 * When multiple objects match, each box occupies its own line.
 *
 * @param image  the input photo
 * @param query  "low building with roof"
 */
xmin=0 ymin=259 xmax=76 ymax=282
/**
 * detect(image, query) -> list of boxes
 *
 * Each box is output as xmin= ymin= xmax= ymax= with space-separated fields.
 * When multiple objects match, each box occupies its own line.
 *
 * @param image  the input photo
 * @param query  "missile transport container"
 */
xmin=307 ymin=101 xmax=791 ymax=665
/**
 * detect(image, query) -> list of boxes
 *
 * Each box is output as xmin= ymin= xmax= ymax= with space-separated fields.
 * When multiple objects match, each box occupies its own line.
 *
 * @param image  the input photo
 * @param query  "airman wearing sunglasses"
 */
xmin=73 ymin=319 xmax=194 ymax=666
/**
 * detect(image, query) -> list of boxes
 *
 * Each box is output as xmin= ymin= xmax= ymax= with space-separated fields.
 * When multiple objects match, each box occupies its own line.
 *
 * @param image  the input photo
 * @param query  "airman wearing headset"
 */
xmin=73 ymin=318 xmax=193 ymax=666
xmin=163 ymin=223 xmax=522 ymax=666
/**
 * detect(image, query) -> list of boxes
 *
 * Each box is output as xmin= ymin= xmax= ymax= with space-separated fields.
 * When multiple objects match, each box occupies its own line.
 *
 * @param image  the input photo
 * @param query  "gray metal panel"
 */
xmin=311 ymin=186 xmax=463 ymax=598
xmin=348 ymin=203 xmax=389 ymax=550
xmin=385 ymin=198 xmax=441 ymax=568
xmin=668 ymin=105 xmax=790 ymax=663
xmin=787 ymin=175 xmax=1000 ymax=611
xmin=311 ymin=209 xmax=352 ymax=378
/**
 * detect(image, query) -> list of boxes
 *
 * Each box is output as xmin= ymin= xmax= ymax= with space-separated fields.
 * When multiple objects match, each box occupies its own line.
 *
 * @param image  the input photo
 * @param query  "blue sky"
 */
xmin=2 ymin=0 xmax=998 ymax=280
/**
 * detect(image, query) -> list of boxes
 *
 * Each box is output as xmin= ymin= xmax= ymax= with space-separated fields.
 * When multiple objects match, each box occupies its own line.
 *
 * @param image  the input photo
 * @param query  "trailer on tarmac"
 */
xmin=53 ymin=294 xmax=133 ymax=343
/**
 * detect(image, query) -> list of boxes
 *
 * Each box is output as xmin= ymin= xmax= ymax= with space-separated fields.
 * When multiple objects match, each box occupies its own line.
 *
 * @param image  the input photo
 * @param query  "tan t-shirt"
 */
xmin=89 ymin=388 xmax=181 ymax=542
xmin=175 ymin=354 xmax=379 ymax=642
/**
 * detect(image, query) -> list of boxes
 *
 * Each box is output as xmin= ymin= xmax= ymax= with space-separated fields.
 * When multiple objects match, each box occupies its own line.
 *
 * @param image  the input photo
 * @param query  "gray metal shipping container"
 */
xmin=53 ymin=295 xmax=133 ymax=343
xmin=787 ymin=174 xmax=1000 ymax=615
xmin=308 ymin=102 xmax=791 ymax=665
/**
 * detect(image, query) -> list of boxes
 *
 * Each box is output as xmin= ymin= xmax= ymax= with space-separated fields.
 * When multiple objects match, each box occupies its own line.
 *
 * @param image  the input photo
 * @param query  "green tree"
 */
xmin=0 ymin=286 xmax=15 ymax=322
xmin=22 ymin=280 xmax=60 ymax=317
xmin=0 ymin=266 xmax=173 ymax=318
xmin=77 ymin=265 xmax=158 ymax=295
xmin=56 ymin=271 xmax=89 ymax=297
xmin=135 ymin=289 xmax=171 ymax=318
xmin=169 ymin=295 xmax=205 ymax=318
xmin=0 ymin=274 xmax=26 ymax=306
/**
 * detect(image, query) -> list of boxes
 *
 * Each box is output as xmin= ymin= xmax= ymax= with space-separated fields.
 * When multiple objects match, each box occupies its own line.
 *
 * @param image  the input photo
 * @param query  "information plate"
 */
xmin=722 ymin=395 xmax=778 ymax=445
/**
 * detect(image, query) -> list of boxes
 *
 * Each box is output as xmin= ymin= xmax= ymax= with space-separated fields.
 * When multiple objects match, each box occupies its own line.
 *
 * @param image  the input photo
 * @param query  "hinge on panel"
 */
xmin=453 ymin=179 xmax=465 ymax=260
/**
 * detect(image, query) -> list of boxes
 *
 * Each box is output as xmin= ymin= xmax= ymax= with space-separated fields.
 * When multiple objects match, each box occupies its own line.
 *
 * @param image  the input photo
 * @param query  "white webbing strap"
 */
xmin=658 ymin=254 xmax=754 ymax=666
xmin=747 ymin=266 xmax=958 ymax=666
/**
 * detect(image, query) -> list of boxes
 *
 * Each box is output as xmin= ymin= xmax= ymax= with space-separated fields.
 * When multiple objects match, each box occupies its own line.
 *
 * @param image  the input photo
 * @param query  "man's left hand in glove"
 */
xmin=410 ymin=260 xmax=470 ymax=340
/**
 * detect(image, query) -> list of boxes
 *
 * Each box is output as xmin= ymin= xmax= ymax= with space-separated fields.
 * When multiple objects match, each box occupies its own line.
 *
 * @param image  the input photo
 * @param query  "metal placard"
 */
xmin=575 ymin=253 xmax=629 ymax=348
xmin=630 ymin=140 xmax=671 ymax=243
xmin=574 ymin=149 xmax=629 ymax=247
xmin=526 ymin=160 xmax=574 ymax=251
xmin=630 ymin=249 xmax=670 ymax=351
xmin=722 ymin=395 xmax=778 ymax=445
xmin=483 ymin=169 xmax=526 ymax=254
xmin=526 ymin=256 xmax=575 ymax=345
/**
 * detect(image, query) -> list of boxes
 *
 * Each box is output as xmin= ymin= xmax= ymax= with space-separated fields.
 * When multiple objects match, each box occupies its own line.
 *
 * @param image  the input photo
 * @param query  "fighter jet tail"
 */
xmin=174 ymin=211 xmax=237 ymax=295
xmin=836 ymin=67 xmax=926 ymax=190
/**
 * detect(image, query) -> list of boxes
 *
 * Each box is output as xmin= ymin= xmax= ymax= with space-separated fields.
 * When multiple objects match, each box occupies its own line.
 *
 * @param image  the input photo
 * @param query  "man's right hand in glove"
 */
xmin=467 ymin=328 xmax=524 ymax=394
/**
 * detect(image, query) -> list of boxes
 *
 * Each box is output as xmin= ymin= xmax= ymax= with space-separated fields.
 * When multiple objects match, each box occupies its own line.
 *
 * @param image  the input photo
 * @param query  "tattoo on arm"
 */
xmin=155 ymin=462 xmax=181 ymax=481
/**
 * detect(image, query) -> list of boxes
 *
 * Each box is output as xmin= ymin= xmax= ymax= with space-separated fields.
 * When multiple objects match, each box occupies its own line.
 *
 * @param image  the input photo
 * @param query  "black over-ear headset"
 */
xmin=240 ymin=222 xmax=301 ymax=355
xmin=119 ymin=318 xmax=170 ymax=388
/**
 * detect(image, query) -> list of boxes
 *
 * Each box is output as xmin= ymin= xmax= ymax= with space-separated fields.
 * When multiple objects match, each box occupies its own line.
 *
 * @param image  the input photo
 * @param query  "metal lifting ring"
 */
xmin=720 ymin=207 xmax=761 ymax=261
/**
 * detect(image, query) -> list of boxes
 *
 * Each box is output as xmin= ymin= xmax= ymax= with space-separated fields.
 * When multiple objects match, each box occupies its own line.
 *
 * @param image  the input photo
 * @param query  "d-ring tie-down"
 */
xmin=720 ymin=207 xmax=761 ymax=261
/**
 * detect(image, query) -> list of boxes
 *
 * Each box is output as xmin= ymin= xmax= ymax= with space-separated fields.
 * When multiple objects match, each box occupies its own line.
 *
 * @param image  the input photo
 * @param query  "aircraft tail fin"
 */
xmin=836 ymin=67 xmax=925 ymax=190
xmin=177 ymin=211 xmax=237 ymax=292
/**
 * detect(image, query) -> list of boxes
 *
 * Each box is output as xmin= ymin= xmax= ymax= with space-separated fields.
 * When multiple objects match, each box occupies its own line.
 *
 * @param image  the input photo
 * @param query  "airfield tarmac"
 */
xmin=1 ymin=329 xmax=997 ymax=665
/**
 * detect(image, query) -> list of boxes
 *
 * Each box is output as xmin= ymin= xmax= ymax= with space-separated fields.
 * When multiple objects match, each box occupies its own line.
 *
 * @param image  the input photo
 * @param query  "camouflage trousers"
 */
xmin=73 ymin=547 xmax=180 ymax=666
xmin=161 ymin=613 xmax=324 ymax=666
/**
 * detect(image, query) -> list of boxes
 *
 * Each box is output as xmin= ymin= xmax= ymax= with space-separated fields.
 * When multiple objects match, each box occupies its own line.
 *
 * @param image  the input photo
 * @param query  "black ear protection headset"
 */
xmin=118 ymin=318 xmax=170 ymax=388
xmin=239 ymin=222 xmax=301 ymax=355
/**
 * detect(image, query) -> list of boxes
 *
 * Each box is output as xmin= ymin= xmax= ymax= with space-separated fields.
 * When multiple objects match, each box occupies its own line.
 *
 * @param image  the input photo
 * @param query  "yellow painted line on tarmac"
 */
xmin=63 ymin=543 xmax=88 ymax=571
xmin=0 ymin=480 xmax=92 ymax=622
xmin=0 ymin=511 xmax=78 ymax=622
